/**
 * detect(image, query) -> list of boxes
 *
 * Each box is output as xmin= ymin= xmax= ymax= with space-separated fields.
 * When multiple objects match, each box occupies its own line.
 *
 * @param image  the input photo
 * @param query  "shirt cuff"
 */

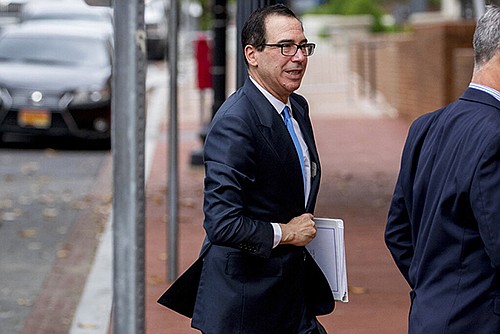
xmin=271 ymin=222 xmax=282 ymax=248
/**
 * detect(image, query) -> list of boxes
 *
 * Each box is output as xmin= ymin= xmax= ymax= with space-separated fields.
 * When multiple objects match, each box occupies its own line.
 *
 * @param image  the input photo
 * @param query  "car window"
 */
xmin=0 ymin=36 xmax=109 ymax=67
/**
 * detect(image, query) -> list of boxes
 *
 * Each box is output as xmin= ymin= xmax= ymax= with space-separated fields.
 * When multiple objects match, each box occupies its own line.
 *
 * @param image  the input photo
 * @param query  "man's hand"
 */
xmin=279 ymin=213 xmax=316 ymax=246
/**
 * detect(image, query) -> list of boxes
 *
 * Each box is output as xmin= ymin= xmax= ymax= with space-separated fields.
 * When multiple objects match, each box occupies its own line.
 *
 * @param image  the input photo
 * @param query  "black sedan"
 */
xmin=0 ymin=21 xmax=112 ymax=145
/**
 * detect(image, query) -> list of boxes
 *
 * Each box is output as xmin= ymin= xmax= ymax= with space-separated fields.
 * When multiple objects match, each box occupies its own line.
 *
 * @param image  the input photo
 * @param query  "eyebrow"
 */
xmin=276 ymin=38 xmax=309 ymax=44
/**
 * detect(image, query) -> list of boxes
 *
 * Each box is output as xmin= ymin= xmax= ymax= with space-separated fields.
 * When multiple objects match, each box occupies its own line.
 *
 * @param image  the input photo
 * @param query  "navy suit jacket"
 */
xmin=192 ymin=78 xmax=334 ymax=334
xmin=385 ymin=88 xmax=500 ymax=333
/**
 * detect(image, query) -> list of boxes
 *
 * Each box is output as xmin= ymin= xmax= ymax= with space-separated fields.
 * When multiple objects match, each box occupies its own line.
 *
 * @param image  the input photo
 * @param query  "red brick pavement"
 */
xmin=145 ymin=114 xmax=413 ymax=334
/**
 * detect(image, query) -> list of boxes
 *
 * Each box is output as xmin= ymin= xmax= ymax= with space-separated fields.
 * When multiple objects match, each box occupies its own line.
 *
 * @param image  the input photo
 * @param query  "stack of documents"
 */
xmin=306 ymin=218 xmax=348 ymax=302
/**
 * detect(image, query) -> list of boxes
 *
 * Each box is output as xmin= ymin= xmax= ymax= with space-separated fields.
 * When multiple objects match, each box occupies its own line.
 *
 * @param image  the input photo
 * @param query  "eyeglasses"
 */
xmin=260 ymin=43 xmax=316 ymax=57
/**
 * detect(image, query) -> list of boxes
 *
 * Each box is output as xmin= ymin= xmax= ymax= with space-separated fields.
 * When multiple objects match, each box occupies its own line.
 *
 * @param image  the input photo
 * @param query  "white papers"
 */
xmin=306 ymin=218 xmax=348 ymax=302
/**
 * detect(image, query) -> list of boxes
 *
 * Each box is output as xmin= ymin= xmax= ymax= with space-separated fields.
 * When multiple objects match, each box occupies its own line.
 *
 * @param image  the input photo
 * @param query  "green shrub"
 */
xmin=306 ymin=0 xmax=386 ymax=32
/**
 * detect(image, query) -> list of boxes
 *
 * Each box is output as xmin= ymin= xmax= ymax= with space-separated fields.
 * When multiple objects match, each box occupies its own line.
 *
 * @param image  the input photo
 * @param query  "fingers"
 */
xmin=279 ymin=214 xmax=317 ymax=246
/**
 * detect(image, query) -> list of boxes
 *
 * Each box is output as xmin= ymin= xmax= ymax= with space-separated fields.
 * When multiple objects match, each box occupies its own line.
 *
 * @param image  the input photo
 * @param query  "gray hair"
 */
xmin=473 ymin=5 xmax=500 ymax=69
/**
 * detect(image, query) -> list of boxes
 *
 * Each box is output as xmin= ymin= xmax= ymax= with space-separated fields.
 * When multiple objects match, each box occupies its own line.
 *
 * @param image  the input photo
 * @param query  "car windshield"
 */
xmin=0 ymin=36 xmax=109 ymax=67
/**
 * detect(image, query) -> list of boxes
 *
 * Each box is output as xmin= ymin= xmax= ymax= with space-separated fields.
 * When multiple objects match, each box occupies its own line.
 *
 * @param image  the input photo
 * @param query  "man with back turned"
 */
xmin=385 ymin=5 xmax=500 ymax=333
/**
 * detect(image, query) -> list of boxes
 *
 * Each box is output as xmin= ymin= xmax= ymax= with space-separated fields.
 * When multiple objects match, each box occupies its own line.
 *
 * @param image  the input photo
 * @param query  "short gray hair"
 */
xmin=473 ymin=5 xmax=500 ymax=69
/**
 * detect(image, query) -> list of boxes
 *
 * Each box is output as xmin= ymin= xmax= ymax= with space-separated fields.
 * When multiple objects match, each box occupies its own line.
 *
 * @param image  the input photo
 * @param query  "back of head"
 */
xmin=241 ymin=4 xmax=301 ymax=64
xmin=473 ymin=5 xmax=500 ymax=70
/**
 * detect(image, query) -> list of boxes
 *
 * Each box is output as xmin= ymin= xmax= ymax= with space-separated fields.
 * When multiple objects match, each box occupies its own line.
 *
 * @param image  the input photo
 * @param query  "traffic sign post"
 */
xmin=112 ymin=0 xmax=147 ymax=333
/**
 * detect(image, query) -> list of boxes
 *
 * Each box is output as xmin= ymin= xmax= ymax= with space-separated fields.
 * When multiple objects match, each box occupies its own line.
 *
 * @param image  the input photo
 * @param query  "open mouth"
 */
xmin=285 ymin=69 xmax=303 ymax=77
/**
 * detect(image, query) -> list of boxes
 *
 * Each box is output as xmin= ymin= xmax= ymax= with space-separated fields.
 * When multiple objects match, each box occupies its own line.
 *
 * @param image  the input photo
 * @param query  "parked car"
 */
xmin=0 ymin=0 xmax=82 ymax=16
xmin=145 ymin=0 xmax=169 ymax=60
xmin=19 ymin=1 xmax=112 ymax=25
xmin=0 ymin=0 xmax=29 ymax=14
xmin=18 ymin=1 xmax=113 ymax=49
xmin=0 ymin=22 xmax=113 ymax=145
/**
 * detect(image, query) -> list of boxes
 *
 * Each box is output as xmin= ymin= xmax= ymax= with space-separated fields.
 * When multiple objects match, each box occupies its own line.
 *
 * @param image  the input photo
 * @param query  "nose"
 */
xmin=292 ymin=47 xmax=306 ymax=61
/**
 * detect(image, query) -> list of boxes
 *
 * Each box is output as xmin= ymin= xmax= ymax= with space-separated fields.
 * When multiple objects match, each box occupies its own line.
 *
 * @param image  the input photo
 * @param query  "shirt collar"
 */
xmin=249 ymin=76 xmax=291 ymax=116
xmin=469 ymin=82 xmax=500 ymax=102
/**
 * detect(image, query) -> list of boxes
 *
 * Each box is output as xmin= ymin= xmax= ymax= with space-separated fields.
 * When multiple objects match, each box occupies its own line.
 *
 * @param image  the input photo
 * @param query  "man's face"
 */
xmin=245 ymin=15 xmax=309 ymax=103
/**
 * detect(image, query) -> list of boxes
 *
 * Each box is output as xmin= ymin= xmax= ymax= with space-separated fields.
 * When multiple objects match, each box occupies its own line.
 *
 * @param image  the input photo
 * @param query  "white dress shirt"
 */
xmin=249 ymin=76 xmax=311 ymax=248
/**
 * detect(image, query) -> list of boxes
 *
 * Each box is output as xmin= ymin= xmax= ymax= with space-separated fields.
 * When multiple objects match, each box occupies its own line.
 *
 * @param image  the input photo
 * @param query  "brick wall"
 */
xmin=452 ymin=48 xmax=475 ymax=100
xmin=351 ymin=21 xmax=476 ymax=122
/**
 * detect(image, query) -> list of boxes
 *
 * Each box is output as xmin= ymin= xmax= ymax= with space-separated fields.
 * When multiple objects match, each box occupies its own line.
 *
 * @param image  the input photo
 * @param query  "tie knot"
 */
xmin=282 ymin=106 xmax=291 ymax=121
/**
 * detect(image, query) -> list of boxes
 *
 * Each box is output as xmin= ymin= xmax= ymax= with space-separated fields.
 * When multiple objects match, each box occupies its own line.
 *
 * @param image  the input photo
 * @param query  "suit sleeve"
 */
xmin=385 ymin=174 xmax=414 ymax=287
xmin=385 ymin=115 xmax=434 ymax=287
xmin=470 ymin=133 xmax=500 ymax=269
xmin=203 ymin=113 xmax=274 ymax=258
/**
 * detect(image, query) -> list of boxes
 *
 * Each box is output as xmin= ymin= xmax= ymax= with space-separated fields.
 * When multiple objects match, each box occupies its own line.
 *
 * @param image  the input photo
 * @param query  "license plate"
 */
xmin=18 ymin=109 xmax=51 ymax=129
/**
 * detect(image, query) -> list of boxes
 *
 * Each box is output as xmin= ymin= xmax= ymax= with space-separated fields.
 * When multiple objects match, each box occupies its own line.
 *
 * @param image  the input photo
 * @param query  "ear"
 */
xmin=244 ymin=45 xmax=258 ymax=67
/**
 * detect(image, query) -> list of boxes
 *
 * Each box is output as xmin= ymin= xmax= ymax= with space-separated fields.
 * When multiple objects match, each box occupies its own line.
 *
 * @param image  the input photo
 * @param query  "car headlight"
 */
xmin=69 ymin=86 xmax=111 ymax=106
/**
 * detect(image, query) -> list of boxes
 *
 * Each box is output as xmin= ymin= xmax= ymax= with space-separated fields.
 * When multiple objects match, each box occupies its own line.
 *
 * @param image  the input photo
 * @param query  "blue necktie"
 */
xmin=282 ymin=106 xmax=305 ymax=183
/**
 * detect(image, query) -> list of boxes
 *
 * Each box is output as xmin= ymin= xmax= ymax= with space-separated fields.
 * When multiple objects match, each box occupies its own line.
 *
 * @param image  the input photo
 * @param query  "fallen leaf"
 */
xmin=43 ymin=148 xmax=58 ymax=156
xmin=181 ymin=197 xmax=196 ymax=208
xmin=149 ymin=274 xmax=166 ymax=285
xmin=0 ymin=198 xmax=13 ymax=209
xmin=38 ymin=193 xmax=55 ymax=205
xmin=77 ymin=323 xmax=98 ymax=329
xmin=2 ymin=212 xmax=17 ymax=222
xmin=43 ymin=208 xmax=58 ymax=219
xmin=21 ymin=162 xmax=39 ymax=175
xmin=18 ymin=196 xmax=32 ymax=205
xmin=70 ymin=200 xmax=88 ymax=210
xmin=349 ymin=286 xmax=368 ymax=295
xmin=17 ymin=298 xmax=33 ymax=306
xmin=152 ymin=193 xmax=164 ymax=206
xmin=57 ymin=249 xmax=70 ymax=258
xmin=18 ymin=229 xmax=38 ymax=238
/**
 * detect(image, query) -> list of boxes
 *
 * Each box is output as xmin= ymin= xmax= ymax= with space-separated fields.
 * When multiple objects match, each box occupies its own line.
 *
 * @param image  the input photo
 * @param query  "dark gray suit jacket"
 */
xmin=191 ymin=78 xmax=334 ymax=334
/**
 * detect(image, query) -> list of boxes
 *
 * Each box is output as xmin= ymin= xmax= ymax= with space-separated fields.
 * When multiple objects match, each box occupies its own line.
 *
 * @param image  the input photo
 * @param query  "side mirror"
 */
xmin=84 ymin=0 xmax=113 ymax=6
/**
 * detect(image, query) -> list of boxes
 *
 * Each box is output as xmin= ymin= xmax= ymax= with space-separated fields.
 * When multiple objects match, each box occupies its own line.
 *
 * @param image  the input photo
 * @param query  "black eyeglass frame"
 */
xmin=259 ymin=43 xmax=316 ymax=57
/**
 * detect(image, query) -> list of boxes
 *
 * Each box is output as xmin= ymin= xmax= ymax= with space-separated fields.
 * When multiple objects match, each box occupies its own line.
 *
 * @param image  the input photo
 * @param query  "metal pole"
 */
xmin=189 ymin=0 xmax=228 ymax=166
xmin=235 ymin=0 xmax=286 ymax=89
xmin=112 ymin=0 xmax=147 ymax=332
xmin=410 ymin=0 xmax=428 ymax=13
xmin=461 ymin=0 xmax=475 ymax=19
xmin=473 ymin=0 xmax=485 ymax=18
xmin=211 ymin=0 xmax=228 ymax=116
xmin=168 ymin=0 xmax=180 ymax=281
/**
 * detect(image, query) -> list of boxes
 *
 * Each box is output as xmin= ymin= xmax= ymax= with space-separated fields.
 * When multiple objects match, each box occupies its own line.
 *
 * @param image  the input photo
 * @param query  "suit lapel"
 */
xmin=242 ymin=79 xmax=305 ymax=199
xmin=242 ymin=79 xmax=323 ymax=211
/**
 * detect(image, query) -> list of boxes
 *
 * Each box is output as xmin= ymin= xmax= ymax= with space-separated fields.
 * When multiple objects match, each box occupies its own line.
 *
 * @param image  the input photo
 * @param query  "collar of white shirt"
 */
xmin=249 ymin=76 xmax=292 ymax=117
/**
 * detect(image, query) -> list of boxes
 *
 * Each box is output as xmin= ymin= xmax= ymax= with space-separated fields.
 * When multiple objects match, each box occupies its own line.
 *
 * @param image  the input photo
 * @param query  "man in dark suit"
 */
xmin=385 ymin=5 xmax=500 ymax=333
xmin=191 ymin=4 xmax=334 ymax=334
